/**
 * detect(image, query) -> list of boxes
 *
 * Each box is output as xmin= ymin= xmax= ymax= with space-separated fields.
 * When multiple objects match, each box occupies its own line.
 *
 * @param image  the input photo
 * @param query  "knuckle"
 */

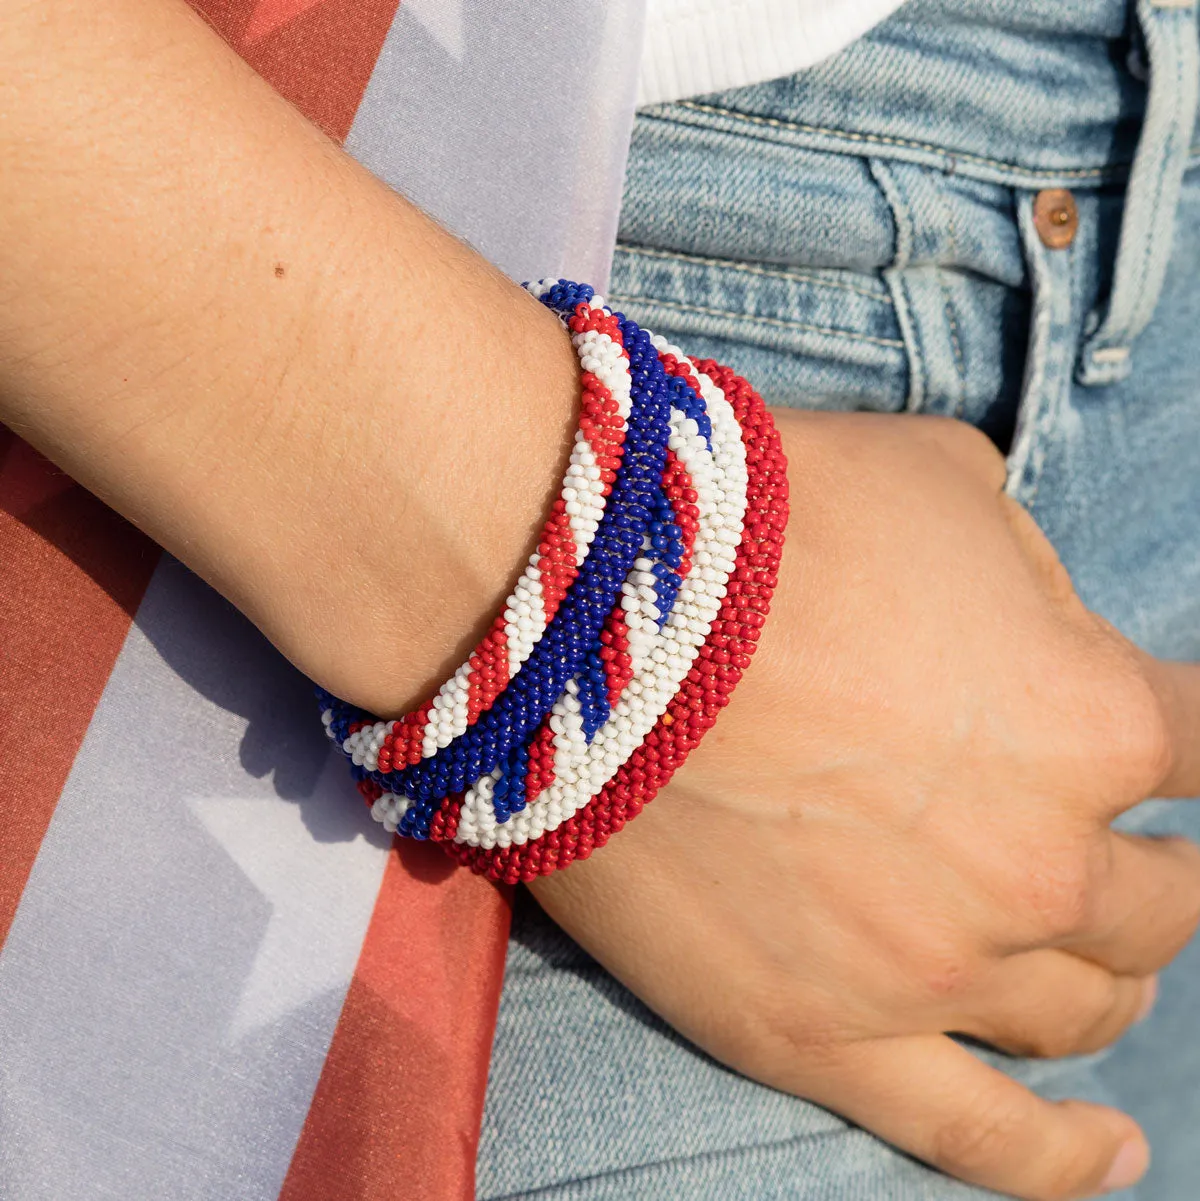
xmin=932 ymin=1099 xmax=1030 ymax=1179
xmin=744 ymin=984 xmax=846 ymax=1073
xmin=1033 ymin=980 xmax=1122 ymax=1059
xmin=1123 ymin=678 xmax=1174 ymax=796
xmin=934 ymin=1104 xmax=1102 ymax=1201
xmin=1078 ymin=644 xmax=1174 ymax=799
xmin=1133 ymin=701 xmax=1172 ymax=802
xmin=1005 ymin=848 xmax=1099 ymax=942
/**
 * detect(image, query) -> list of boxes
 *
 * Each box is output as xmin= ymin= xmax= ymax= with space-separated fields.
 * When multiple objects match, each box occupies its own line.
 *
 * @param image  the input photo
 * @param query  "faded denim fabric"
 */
xmin=477 ymin=1 xmax=1200 ymax=1197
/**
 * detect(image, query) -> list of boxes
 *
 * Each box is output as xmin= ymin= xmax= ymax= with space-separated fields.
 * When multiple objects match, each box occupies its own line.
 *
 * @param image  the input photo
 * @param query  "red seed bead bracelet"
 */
xmin=445 ymin=358 xmax=788 ymax=882
xmin=321 ymin=283 xmax=788 ymax=879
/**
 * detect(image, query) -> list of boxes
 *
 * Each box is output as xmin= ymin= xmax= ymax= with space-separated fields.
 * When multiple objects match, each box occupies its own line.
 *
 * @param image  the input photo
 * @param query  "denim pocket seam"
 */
xmin=604 ymin=292 xmax=905 ymax=349
xmin=936 ymin=182 xmax=969 ymax=416
xmin=614 ymin=242 xmax=893 ymax=305
xmin=869 ymin=157 xmax=927 ymax=412
xmin=655 ymin=100 xmax=1200 ymax=183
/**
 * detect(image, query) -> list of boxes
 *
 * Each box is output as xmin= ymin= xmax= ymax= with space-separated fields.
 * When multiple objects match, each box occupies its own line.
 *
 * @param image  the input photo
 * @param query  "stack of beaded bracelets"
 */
xmin=318 ymin=280 xmax=788 ymax=884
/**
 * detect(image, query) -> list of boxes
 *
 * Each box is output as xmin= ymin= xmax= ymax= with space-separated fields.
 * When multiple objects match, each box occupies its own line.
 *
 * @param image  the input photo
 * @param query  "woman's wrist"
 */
xmin=0 ymin=0 xmax=580 ymax=716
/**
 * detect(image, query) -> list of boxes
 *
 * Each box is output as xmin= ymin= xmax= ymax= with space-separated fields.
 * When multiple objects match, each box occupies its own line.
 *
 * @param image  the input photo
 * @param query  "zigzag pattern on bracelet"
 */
xmin=319 ymin=281 xmax=788 ymax=881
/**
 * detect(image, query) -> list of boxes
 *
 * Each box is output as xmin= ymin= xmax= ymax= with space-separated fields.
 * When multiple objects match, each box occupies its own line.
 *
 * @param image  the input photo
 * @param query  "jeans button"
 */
xmin=1033 ymin=189 xmax=1078 ymax=249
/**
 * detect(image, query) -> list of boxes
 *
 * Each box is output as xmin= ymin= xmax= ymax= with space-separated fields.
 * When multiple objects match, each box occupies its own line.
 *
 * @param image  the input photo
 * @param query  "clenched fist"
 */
xmin=531 ymin=410 xmax=1200 ymax=1201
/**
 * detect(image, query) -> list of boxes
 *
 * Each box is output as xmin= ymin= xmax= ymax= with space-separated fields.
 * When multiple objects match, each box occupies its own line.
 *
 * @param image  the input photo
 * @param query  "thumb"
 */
xmin=798 ymin=1034 xmax=1147 ymax=1199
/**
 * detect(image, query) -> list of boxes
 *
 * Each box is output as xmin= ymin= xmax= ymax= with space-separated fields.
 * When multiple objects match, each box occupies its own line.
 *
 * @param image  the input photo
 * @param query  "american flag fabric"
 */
xmin=0 ymin=3 xmax=641 ymax=1198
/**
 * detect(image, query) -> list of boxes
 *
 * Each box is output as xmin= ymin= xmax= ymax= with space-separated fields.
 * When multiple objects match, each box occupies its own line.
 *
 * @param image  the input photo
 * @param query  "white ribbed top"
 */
xmin=638 ymin=0 xmax=902 ymax=106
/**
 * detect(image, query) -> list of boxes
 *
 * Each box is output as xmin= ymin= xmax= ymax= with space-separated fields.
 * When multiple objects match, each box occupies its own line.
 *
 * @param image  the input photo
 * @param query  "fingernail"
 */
xmin=1135 ymin=976 xmax=1159 ymax=1024
xmin=1101 ymin=1137 xmax=1149 ymax=1193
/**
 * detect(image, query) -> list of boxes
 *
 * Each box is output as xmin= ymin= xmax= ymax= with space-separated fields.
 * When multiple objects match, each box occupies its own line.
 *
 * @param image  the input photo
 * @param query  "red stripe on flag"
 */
xmin=278 ymin=844 xmax=511 ymax=1201
xmin=190 ymin=0 xmax=403 ymax=142
xmin=0 ymin=438 xmax=158 ymax=947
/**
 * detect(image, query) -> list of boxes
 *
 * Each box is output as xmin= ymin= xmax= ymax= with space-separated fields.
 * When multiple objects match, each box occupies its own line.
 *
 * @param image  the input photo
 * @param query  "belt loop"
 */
xmin=1077 ymin=0 xmax=1199 ymax=386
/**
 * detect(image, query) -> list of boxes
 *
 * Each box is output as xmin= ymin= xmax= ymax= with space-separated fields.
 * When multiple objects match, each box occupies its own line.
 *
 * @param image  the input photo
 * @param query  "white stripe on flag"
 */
xmin=346 ymin=0 xmax=644 ymax=288
xmin=0 ymin=557 xmax=390 ymax=1200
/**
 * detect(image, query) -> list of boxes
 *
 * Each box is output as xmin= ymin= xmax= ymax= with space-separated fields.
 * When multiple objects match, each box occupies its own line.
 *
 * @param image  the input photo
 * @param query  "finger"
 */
xmin=804 ymin=1035 xmax=1147 ymax=1200
xmin=1061 ymin=832 xmax=1200 ymax=976
xmin=1137 ymin=654 xmax=1200 ymax=798
xmin=952 ymin=949 xmax=1154 ymax=1060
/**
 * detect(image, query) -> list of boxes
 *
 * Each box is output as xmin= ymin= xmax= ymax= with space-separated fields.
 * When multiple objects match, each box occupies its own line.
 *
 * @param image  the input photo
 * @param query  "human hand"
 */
xmin=529 ymin=409 xmax=1200 ymax=1201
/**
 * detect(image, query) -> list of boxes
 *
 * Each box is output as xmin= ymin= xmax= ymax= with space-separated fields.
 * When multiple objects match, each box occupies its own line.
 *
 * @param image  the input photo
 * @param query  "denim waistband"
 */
xmin=631 ymin=0 xmax=1198 ymax=385
xmin=640 ymin=0 xmax=1199 ymax=189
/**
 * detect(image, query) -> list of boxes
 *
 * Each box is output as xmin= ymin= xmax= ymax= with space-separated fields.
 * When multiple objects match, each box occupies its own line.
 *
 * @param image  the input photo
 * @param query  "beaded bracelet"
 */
xmin=330 ymin=295 xmax=633 ymax=775
xmin=319 ymin=281 xmax=788 ymax=882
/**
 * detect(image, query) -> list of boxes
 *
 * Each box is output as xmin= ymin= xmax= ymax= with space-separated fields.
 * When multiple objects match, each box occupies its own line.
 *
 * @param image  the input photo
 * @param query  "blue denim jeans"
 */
xmin=477 ymin=1 xmax=1200 ymax=1197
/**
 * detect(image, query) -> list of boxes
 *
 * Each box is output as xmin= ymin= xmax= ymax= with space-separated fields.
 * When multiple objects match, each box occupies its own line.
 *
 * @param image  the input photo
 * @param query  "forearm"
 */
xmin=0 ymin=0 xmax=578 ymax=713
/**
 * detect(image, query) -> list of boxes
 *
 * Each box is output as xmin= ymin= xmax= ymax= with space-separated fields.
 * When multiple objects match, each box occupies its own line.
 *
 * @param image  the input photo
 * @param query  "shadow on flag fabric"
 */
xmin=0 ymin=3 xmax=643 ymax=1199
